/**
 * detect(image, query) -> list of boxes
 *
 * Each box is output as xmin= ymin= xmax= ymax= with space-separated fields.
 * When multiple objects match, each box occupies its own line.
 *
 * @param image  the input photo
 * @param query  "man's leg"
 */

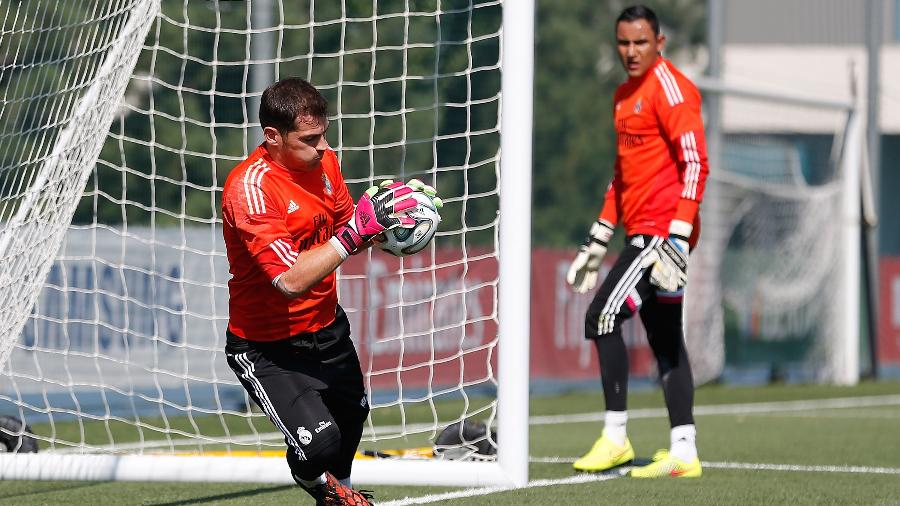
xmin=317 ymin=310 xmax=369 ymax=487
xmin=631 ymin=291 xmax=701 ymax=478
xmin=640 ymin=295 xmax=695 ymax=431
xmin=226 ymin=347 xmax=341 ymax=481
xmin=574 ymin=236 xmax=662 ymax=472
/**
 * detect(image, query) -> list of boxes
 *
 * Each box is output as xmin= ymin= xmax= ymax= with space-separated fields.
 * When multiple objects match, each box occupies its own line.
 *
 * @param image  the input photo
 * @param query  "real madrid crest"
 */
xmin=322 ymin=172 xmax=333 ymax=195
xmin=633 ymin=98 xmax=642 ymax=113
xmin=297 ymin=426 xmax=313 ymax=445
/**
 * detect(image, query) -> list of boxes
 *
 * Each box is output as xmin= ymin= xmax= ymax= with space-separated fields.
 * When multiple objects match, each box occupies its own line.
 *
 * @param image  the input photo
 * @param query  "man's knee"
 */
xmin=287 ymin=431 xmax=343 ymax=480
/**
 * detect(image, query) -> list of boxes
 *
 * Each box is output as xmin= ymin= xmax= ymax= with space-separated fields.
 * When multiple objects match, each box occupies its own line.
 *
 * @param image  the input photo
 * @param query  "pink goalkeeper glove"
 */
xmin=330 ymin=181 xmax=417 ymax=258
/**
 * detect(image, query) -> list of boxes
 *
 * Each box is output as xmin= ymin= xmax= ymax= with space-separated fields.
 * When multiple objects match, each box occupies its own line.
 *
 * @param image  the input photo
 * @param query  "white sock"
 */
xmin=338 ymin=476 xmax=352 ymax=488
xmin=297 ymin=472 xmax=327 ymax=489
xmin=602 ymin=410 xmax=628 ymax=446
xmin=669 ymin=424 xmax=697 ymax=462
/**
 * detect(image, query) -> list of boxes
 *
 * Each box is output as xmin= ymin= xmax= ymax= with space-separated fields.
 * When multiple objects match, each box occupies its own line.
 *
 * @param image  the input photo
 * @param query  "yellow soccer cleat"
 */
xmin=573 ymin=433 xmax=635 ymax=472
xmin=629 ymin=449 xmax=702 ymax=478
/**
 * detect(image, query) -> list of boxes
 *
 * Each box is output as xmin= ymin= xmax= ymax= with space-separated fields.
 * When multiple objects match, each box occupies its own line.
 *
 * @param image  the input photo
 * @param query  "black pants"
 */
xmin=225 ymin=305 xmax=369 ymax=481
xmin=584 ymin=235 xmax=695 ymax=428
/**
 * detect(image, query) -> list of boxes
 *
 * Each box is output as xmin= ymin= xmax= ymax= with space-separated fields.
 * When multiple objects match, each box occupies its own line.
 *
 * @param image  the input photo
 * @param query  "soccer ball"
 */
xmin=378 ymin=191 xmax=441 ymax=256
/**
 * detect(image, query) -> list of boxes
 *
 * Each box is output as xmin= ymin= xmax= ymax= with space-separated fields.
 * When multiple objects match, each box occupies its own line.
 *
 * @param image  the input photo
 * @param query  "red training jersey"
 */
xmin=222 ymin=145 xmax=354 ymax=341
xmin=599 ymin=56 xmax=709 ymax=245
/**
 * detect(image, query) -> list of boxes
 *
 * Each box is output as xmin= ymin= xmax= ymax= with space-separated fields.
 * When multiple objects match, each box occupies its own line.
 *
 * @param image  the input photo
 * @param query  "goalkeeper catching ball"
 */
xmin=221 ymin=77 xmax=439 ymax=504
xmin=567 ymin=5 xmax=708 ymax=479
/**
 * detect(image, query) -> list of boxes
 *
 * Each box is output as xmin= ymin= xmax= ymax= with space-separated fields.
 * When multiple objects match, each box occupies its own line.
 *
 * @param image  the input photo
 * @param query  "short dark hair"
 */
xmin=616 ymin=5 xmax=660 ymax=36
xmin=259 ymin=77 xmax=328 ymax=134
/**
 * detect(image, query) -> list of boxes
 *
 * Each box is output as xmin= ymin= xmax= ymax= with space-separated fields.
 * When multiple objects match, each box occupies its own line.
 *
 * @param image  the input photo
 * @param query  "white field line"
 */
xmin=530 ymin=456 xmax=900 ymax=475
xmin=529 ymin=394 xmax=900 ymax=425
xmin=379 ymin=460 xmax=900 ymax=506
xmin=63 ymin=394 xmax=900 ymax=453
xmin=377 ymin=472 xmax=625 ymax=506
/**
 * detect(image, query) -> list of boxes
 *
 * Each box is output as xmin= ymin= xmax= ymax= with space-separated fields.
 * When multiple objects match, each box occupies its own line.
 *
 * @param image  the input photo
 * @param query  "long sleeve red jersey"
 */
xmin=222 ymin=145 xmax=354 ymax=341
xmin=599 ymin=56 xmax=709 ymax=245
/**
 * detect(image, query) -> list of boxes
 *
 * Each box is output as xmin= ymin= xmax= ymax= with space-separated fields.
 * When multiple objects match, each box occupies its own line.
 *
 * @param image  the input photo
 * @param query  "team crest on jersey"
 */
xmin=322 ymin=173 xmax=333 ymax=195
xmin=633 ymin=98 xmax=642 ymax=113
xmin=297 ymin=426 xmax=313 ymax=445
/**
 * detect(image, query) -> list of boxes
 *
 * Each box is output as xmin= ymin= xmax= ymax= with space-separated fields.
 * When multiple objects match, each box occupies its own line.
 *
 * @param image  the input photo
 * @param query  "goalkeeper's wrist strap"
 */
xmin=588 ymin=219 xmax=615 ymax=247
xmin=330 ymin=226 xmax=361 ymax=260
xmin=668 ymin=219 xmax=692 ymax=251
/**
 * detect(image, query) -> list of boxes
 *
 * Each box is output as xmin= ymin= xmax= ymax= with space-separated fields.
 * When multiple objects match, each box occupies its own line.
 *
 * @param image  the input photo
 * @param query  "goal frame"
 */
xmin=693 ymin=75 xmax=864 ymax=386
xmin=0 ymin=0 xmax=533 ymax=488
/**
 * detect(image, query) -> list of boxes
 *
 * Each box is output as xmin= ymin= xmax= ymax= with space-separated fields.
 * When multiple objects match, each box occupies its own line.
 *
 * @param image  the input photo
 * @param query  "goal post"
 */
xmin=0 ymin=0 xmax=531 ymax=487
xmin=686 ymin=75 xmax=865 ymax=386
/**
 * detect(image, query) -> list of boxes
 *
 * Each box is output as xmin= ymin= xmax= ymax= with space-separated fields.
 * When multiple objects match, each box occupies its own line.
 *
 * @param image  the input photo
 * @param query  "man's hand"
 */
xmin=330 ymin=181 xmax=417 ymax=258
xmin=566 ymin=220 xmax=615 ymax=294
xmin=644 ymin=219 xmax=692 ymax=292
xmin=646 ymin=237 xmax=688 ymax=292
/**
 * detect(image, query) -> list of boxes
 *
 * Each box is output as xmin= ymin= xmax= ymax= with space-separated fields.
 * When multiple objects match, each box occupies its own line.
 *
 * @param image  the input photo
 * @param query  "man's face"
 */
xmin=264 ymin=115 xmax=329 ymax=171
xmin=615 ymin=19 xmax=665 ymax=78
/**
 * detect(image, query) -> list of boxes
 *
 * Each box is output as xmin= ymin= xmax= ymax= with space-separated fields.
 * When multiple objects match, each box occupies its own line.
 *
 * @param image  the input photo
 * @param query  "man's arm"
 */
xmin=273 ymin=242 xmax=344 ymax=298
xmin=276 ymin=181 xmax=417 ymax=298
xmin=655 ymin=69 xmax=709 ymax=238
xmin=643 ymin=69 xmax=710 ymax=292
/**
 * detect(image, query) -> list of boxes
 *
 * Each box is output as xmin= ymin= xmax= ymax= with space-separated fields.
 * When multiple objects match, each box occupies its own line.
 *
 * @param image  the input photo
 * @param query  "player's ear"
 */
xmin=657 ymin=33 xmax=666 ymax=53
xmin=263 ymin=126 xmax=281 ymax=147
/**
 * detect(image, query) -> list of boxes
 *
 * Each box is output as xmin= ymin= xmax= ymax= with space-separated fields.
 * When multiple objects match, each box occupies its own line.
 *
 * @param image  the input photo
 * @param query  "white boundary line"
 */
xmin=378 ymin=472 xmax=625 ymax=506
xmin=379 ymin=459 xmax=900 ymax=505
xmin=530 ymin=456 xmax=900 ymax=475
xmin=529 ymin=394 xmax=900 ymax=425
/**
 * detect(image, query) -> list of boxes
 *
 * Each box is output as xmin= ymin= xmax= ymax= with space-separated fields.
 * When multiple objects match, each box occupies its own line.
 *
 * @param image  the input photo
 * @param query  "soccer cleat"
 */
xmin=629 ymin=449 xmax=702 ymax=478
xmin=572 ymin=433 xmax=635 ymax=472
xmin=301 ymin=472 xmax=375 ymax=505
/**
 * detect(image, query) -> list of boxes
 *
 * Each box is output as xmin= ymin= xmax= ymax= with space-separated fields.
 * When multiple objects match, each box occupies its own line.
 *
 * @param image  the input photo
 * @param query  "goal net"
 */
xmin=0 ymin=0 xmax=530 ymax=486
xmin=685 ymin=79 xmax=863 ymax=386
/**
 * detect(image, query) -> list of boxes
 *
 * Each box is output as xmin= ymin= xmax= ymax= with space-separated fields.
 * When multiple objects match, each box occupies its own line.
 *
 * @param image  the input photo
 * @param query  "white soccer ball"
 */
xmin=378 ymin=191 xmax=441 ymax=257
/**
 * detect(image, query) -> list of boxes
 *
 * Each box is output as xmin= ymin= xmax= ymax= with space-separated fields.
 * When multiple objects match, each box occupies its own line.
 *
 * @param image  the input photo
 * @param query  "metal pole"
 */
xmin=498 ymin=0 xmax=534 ymax=488
xmin=705 ymin=0 xmax=723 ymax=169
xmin=864 ymin=0 xmax=882 ymax=378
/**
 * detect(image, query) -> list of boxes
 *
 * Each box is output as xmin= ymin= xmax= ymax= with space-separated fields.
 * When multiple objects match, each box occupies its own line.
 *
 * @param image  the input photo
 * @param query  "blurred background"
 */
xmin=1 ymin=0 xmax=897 ymax=435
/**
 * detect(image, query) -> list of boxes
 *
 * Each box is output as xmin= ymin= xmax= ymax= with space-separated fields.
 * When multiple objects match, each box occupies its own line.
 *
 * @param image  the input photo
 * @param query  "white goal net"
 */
xmin=0 ymin=0 xmax=530 ymax=486
xmin=686 ymin=80 xmax=863 ymax=386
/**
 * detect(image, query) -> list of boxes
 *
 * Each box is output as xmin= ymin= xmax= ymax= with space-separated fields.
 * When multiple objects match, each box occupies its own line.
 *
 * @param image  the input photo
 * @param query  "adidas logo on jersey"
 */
xmin=287 ymin=200 xmax=299 ymax=214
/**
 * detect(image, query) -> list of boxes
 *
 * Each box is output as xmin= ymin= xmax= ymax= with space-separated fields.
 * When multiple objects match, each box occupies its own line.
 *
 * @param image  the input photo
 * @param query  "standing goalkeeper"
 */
xmin=222 ymin=77 xmax=435 ymax=504
xmin=567 ymin=5 xmax=708 ymax=478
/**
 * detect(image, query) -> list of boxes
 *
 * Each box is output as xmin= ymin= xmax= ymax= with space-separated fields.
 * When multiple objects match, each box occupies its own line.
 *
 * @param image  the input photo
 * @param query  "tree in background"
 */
xmin=44 ymin=0 xmax=705 ymax=248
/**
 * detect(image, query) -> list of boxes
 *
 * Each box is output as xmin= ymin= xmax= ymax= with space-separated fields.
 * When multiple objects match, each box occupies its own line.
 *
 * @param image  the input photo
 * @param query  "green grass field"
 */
xmin=3 ymin=381 xmax=899 ymax=505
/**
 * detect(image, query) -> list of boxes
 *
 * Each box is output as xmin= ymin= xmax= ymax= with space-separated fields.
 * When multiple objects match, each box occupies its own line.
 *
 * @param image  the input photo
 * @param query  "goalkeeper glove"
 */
xmin=566 ymin=219 xmax=615 ymax=294
xmin=645 ymin=219 xmax=691 ymax=292
xmin=406 ymin=178 xmax=444 ymax=209
xmin=330 ymin=181 xmax=417 ymax=259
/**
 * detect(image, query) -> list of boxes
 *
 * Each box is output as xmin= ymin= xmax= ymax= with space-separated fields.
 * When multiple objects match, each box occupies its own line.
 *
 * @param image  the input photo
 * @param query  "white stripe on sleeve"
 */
xmin=270 ymin=239 xmax=298 ymax=267
xmin=242 ymin=160 xmax=270 ymax=215
xmin=679 ymin=132 xmax=701 ymax=199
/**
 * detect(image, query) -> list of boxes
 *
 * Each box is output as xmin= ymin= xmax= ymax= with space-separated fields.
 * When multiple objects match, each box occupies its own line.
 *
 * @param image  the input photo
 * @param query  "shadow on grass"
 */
xmin=0 ymin=482 xmax=107 ymax=500
xmin=150 ymin=484 xmax=295 ymax=506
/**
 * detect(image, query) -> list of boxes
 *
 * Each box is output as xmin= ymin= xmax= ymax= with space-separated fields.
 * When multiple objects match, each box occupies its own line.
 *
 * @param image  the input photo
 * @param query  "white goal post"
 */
xmin=0 ymin=0 xmax=532 ymax=487
xmin=685 ymin=75 xmax=865 ymax=386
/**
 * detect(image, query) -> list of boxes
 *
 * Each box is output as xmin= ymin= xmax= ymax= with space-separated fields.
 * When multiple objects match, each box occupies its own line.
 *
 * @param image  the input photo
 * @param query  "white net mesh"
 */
xmin=686 ymin=92 xmax=850 ymax=384
xmin=1 ymin=0 xmax=503 ymax=466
